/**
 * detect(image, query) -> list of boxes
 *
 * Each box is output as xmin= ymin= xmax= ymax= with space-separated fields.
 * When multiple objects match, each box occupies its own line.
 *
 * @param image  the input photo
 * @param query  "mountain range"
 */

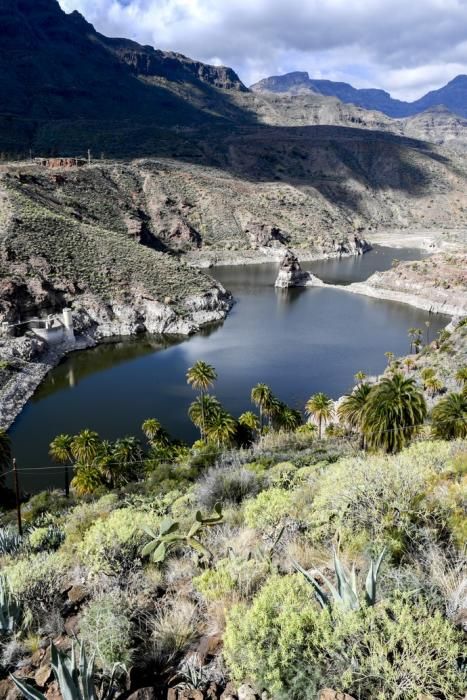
xmin=250 ymin=71 xmax=467 ymax=119
xmin=2 ymin=0 xmax=467 ymax=158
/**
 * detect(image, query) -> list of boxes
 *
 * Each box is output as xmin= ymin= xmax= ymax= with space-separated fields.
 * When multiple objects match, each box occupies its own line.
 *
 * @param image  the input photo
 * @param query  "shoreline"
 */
xmin=0 ymin=297 xmax=233 ymax=432
xmin=330 ymin=281 xmax=466 ymax=318
xmin=2 ymin=236 xmax=464 ymax=432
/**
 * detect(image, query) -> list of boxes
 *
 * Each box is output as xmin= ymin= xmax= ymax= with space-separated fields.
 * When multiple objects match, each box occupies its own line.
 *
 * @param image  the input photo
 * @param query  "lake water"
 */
xmin=8 ymin=246 xmax=448 ymax=492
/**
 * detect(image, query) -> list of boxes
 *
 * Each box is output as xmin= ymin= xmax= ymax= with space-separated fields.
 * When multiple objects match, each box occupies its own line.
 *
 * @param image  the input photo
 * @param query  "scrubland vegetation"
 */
xmin=0 ymin=340 xmax=466 ymax=699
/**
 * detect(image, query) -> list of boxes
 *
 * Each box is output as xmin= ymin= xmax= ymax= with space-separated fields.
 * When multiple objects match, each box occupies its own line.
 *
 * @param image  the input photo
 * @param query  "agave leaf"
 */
xmin=10 ymin=676 xmax=46 ymax=700
xmin=79 ymin=641 xmax=96 ymax=700
xmin=51 ymin=643 xmax=78 ymax=700
xmin=365 ymin=547 xmax=386 ymax=606
xmin=292 ymin=560 xmax=330 ymax=610
xmin=374 ymin=547 xmax=386 ymax=578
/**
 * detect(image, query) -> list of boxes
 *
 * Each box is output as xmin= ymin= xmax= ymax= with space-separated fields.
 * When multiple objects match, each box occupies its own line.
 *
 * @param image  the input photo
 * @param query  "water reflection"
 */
xmin=9 ymin=246 xmax=447 ymax=492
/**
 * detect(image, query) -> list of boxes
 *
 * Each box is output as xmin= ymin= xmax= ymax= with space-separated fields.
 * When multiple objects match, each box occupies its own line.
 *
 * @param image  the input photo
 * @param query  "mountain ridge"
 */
xmin=250 ymin=71 xmax=467 ymax=119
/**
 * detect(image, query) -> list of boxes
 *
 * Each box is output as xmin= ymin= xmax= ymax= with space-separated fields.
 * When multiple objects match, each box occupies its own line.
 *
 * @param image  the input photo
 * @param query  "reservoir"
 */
xmin=8 ymin=246 xmax=448 ymax=492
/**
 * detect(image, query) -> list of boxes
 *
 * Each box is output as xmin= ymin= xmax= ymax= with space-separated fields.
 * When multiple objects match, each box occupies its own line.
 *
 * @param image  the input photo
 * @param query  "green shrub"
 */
xmin=79 ymin=592 xmax=132 ymax=671
xmin=244 ymin=488 xmax=294 ymax=530
xmin=224 ymin=575 xmax=466 ymax=699
xmin=28 ymin=525 xmax=64 ymax=553
xmin=77 ymin=507 xmax=158 ymax=575
xmin=268 ymin=462 xmax=297 ymax=488
xmin=196 ymin=465 xmax=263 ymax=510
xmin=194 ymin=556 xmax=268 ymax=601
xmin=344 ymin=596 xmax=466 ymax=699
xmin=307 ymin=441 xmax=461 ymax=553
xmin=4 ymin=551 xmax=67 ymax=623
xmin=22 ymin=490 xmax=71 ymax=525
xmin=63 ymin=493 xmax=119 ymax=544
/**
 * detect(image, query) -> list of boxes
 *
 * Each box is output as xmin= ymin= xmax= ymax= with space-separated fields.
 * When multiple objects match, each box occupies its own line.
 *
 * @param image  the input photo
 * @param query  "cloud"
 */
xmin=58 ymin=0 xmax=467 ymax=100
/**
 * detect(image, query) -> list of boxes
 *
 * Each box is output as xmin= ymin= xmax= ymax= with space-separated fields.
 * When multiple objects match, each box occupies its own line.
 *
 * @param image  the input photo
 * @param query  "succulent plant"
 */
xmin=0 ymin=575 xmax=21 ymax=634
xmin=0 ymin=527 xmax=23 ymax=556
xmin=142 ymin=503 xmax=223 ymax=564
xmin=11 ymin=640 xmax=123 ymax=700
xmin=293 ymin=547 xmax=386 ymax=611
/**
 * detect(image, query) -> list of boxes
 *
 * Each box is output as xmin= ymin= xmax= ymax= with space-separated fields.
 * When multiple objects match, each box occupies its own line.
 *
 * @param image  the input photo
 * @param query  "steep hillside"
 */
xmin=0 ymin=0 xmax=252 ymax=155
xmin=1 ymin=128 xmax=467 ymax=313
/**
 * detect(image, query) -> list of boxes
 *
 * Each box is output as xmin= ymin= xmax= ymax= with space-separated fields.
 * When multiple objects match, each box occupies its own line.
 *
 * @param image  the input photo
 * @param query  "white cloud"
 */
xmin=58 ymin=0 xmax=467 ymax=100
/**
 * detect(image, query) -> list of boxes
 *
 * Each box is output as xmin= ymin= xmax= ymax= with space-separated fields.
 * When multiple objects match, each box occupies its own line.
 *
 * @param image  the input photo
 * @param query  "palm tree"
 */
xmin=188 ymin=394 xmax=221 ymax=437
xmin=186 ymin=361 xmax=217 ymax=439
xmin=362 ymin=372 xmax=427 ymax=453
xmin=305 ymin=392 xmax=334 ymax=439
xmin=421 ymin=367 xmax=435 ymax=383
xmin=70 ymin=430 xmax=100 ymax=464
xmin=239 ymin=411 xmax=260 ymax=433
xmin=141 ymin=418 xmax=170 ymax=446
xmin=384 ymin=351 xmax=395 ymax=367
xmin=274 ymin=404 xmax=302 ymax=432
xmin=49 ymin=434 xmax=73 ymax=464
xmin=354 ymin=370 xmax=367 ymax=385
xmin=251 ymin=383 xmax=274 ymax=433
xmin=338 ymin=382 xmax=372 ymax=449
xmin=205 ymin=410 xmax=237 ymax=447
xmin=455 ymin=366 xmax=467 ymax=387
xmin=71 ymin=463 xmax=104 ymax=496
xmin=431 ymin=392 xmax=467 ymax=439
xmin=402 ymin=357 xmax=415 ymax=373
xmin=111 ymin=437 xmax=142 ymax=487
xmin=424 ymin=375 xmax=444 ymax=398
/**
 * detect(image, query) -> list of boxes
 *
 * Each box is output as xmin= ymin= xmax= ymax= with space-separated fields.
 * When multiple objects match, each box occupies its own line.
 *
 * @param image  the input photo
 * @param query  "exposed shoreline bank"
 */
xmin=0 ymin=293 xmax=233 ymax=432
xmin=3 ymin=235 xmax=464 ymax=432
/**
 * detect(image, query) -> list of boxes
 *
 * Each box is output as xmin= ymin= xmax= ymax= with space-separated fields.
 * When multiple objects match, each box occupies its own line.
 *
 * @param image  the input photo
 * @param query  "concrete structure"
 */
xmin=0 ymin=309 xmax=75 ymax=344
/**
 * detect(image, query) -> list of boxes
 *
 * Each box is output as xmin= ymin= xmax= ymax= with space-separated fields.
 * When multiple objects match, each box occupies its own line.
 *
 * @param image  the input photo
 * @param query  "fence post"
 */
xmin=12 ymin=458 xmax=22 ymax=537
xmin=64 ymin=465 xmax=70 ymax=498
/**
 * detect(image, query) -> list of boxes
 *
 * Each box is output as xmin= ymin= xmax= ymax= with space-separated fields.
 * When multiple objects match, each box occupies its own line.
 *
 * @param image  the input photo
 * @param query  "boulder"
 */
xmin=237 ymin=685 xmax=259 ymax=700
xmin=274 ymin=250 xmax=322 ymax=288
xmin=318 ymin=690 xmax=357 ymax=700
xmin=34 ymin=664 xmax=53 ymax=688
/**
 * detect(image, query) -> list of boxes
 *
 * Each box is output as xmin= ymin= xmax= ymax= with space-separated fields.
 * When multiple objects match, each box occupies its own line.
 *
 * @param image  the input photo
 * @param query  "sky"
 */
xmin=58 ymin=0 xmax=467 ymax=101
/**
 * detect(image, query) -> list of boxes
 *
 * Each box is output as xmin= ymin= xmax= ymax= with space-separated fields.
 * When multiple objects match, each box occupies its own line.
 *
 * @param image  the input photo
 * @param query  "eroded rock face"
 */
xmin=245 ymin=222 xmax=289 ymax=249
xmin=274 ymin=250 xmax=323 ymax=288
xmin=335 ymin=235 xmax=371 ymax=256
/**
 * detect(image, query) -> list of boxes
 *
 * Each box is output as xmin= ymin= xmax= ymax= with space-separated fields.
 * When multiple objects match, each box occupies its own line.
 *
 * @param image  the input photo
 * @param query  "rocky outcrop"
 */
xmin=335 ymin=236 xmax=372 ymax=256
xmin=245 ymin=222 xmax=289 ymax=249
xmin=0 ymin=286 xmax=232 ymax=430
xmin=343 ymin=253 xmax=467 ymax=317
xmin=275 ymin=250 xmax=324 ymax=288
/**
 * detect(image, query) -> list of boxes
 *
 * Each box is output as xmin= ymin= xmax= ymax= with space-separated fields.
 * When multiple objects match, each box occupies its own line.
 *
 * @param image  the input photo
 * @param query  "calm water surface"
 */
xmin=9 ymin=246 xmax=447 ymax=491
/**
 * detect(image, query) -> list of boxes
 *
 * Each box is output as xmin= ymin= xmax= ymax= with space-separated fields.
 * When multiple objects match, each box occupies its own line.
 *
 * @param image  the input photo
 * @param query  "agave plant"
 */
xmin=142 ymin=504 xmax=223 ymax=564
xmin=11 ymin=641 xmax=122 ymax=700
xmin=293 ymin=548 xmax=386 ymax=612
xmin=0 ymin=526 xmax=23 ymax=556
xmin=0 ymin=575 xmax=21 ymax=634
